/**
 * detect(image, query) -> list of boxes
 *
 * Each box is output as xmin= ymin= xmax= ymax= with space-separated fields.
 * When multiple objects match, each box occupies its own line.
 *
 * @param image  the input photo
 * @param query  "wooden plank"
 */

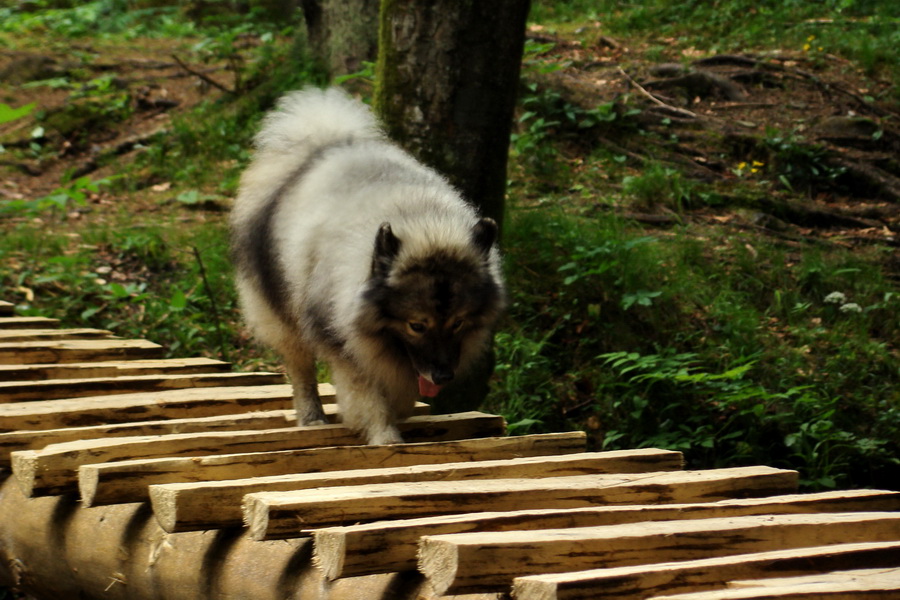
xmin=649 ymin=567 xmax=900 ymax=600
xmin=419 ymin=512 xmax=900 ymax=596
xmin=0 ymin=328 xmax=114 ymax=342
xmin=13 ymin=411 xmax=505 ymax=497
xmin=314 ymin=489 xmax=900 ymax=580
xmin=0 ymin=371 xmax=286 ymax=402
xmin=244 ymin=466 xmax=799 ymax=540
xmin=512 ymin=541 xmax=900 ymax=600
xmin=0 ymin=357 xmax=230 ymax=382
xmin=0 ymin=384 xmax=313 ymax=432
xmin=0 ymin=300 xmax=13 ymax=316
xmin=0 ymin=316 xmax=60 ymax=329
xmin=151 ymin=449 xmax=682 ymax=533
xmin=80 ymin=432 xmax=587 ymax=507
xmin=0 ymin=409 xmax=300 ymax=463
xmin=0 ymin=338 xmax=163 ymax=364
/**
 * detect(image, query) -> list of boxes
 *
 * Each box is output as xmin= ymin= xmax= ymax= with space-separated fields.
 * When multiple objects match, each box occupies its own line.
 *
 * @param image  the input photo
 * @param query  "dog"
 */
xmin=230 ymin=87 xmax=505 ymax=445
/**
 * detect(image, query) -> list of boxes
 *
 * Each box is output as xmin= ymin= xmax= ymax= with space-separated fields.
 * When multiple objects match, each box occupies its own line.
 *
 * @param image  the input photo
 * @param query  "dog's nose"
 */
xmin=431 ymin=369 xmax=454 ymax=386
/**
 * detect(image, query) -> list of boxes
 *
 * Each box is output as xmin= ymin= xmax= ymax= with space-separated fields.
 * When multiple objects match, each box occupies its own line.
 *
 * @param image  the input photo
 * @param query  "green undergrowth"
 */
xmin=532 ymin=0 xmax=899 ymax=87
xmin=492 ymin=204 xmax=900 ymax=489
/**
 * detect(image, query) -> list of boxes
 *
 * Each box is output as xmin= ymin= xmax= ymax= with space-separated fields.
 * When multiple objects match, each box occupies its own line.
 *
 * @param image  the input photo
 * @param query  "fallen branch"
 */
xmin=171 ymin=54 xmax=234 ymax=94
xmin=616 ymin=67 xmax=700 ymax=120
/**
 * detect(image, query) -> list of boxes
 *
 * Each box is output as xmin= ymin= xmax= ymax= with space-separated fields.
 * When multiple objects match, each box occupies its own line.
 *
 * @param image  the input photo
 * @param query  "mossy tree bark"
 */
xmin=300 ymin=0 xmax=379 ymax=77
xmin=374 ymin=0 xmax=531 ymax=232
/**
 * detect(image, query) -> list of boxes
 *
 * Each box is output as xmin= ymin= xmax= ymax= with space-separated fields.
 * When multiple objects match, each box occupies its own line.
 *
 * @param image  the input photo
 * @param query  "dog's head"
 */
xmin=362 ymin=218 xmax=504 ymax=397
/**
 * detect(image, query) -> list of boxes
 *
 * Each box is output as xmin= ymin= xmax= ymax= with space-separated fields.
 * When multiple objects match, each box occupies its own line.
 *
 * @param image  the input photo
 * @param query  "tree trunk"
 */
xmin=373 ymin=0 xmax=530 ymax=413
xmin=374 ymin=0 xmax=531 ymax=231
xmin=301 ymin=0 xmax=379 ymax=77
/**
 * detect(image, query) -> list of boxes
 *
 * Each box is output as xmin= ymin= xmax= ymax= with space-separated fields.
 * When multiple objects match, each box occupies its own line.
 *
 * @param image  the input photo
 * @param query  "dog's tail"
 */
xmin=254 ymin=87 xmax=382 ymax=155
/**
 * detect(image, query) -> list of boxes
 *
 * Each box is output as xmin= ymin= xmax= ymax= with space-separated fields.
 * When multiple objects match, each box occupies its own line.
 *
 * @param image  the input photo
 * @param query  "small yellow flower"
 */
xmin=807 ymin=35 xmax=816 ymax=41
xmin=737 ymin=161 xmax=747 ymax=170
xmin=752 ymin=160 xmax=764 ymax=167
xmin=803 ymin=43 xmax=811 ymax=52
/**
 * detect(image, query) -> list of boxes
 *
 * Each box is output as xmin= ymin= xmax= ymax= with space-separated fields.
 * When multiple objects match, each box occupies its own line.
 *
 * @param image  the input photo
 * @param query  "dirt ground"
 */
xmin=1 ymin=38 xmax=231 ymax=202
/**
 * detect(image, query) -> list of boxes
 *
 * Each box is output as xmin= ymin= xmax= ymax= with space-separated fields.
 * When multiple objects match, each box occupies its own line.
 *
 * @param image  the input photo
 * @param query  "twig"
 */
xmin=171 ymin=54 xmax=234 ymax=94
xmin=192 ymin=245 xmax=232 ymax=363
xmin=616 ymin=67 xmax=700 ymax=120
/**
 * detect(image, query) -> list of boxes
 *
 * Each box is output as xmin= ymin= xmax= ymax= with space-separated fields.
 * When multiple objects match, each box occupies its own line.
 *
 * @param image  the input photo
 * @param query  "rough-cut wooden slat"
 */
xmin=1 ymin=409 xmax=314 ymax=463
xmin=0 ymin=328 xmax=113 ymax=342
xmin=151 ymin=449 xmax=682 ymax=533
xmin=419 ymin=512 xmax=900 ymax=595
xmin=0 ymin=300 xmax=14 ymax=316
xmin=512 ymin=541 xmax=900 ymax=600
xmin=0 ymin=338 xmax=163 ymax=364
xmin=0 ymin=384 xmax=315 ymax=432
xmin=0 ymin=371 xmax=286 ymax=402
xmin=13 ymin=412 xmax=505 ymax=497
xmin=80 ymin=432 xmax=587 ymax=507
xmin=0 ymin=316 xmax=60 ymax=329
xmin=314 ymin=489 xmax=900 ymax=580
xmin=0 ymin=356 xmax=230 ymax=382
xmin=245 ymin=466 xmax=799 ymax=540
xmin=650 ymin=567 xmax=900 ymax=600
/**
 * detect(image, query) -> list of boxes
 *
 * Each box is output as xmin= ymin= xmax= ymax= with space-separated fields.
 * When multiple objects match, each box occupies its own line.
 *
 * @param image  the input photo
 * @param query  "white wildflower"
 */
xmin=824 ymin=291 xmax=846 ymax=304
xmin=839 ymin=303 xmax=862 ymax=314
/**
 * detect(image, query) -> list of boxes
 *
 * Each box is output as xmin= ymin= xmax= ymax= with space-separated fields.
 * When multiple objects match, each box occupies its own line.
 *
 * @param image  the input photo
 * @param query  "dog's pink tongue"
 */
xmin=418 ymin=375 xmax=442 ymax=398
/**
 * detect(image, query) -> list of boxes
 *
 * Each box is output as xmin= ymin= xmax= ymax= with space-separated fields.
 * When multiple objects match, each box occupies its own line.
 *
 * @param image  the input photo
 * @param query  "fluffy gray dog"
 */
xmin=230 ymin=88 xmax=505 ymax=444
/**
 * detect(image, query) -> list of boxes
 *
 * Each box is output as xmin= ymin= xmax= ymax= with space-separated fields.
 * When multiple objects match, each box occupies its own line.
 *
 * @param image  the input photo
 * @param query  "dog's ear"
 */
xmin=471 ymin=218 xmax=498 ymax=257
xmin=372 ymin=222 xmax=401 ymax=277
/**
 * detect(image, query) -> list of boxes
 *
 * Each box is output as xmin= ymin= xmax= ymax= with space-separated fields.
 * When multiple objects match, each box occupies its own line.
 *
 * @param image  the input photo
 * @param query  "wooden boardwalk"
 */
xmin=0 ymin=300 xmax=898 ymax=599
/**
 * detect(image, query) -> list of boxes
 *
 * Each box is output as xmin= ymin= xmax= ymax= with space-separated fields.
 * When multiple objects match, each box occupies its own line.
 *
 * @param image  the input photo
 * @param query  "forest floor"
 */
xmin=520 ymin=22 xmax=900 ymax=250
xmin=2 ymin=22 xmax=898 ymax=260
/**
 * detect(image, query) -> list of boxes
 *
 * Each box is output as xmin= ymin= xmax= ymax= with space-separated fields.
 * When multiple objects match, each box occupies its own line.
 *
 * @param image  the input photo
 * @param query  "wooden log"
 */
xmin=244 ymin=466 xmax=799 ymax=540
xmin=418 ymin=511 xmax=900 ymax=595
xmin=0 ymin=477 xmax=497 ymax=600
xmin=0 ymin=338 xmax=163 ymax=364
xmin=13 ymin=412 xmax=505 ymax=497
xmin=511 ymin=541 xmax=900 ymax=600
xmin=314 ymin=489 xmax=900 ymax=580
xmin=81 ymin=432 xmax=587 ymax=507
xmin=0 ymin=327 xmax=113 ymax=342
xmin=151 ymin=449 xmax=682 ymax=533
xmin=0 ymin=370 xmax=286 ymax=402
xmin=0 ymin=384 xmax=318 ymax=432
xmin=649 ymin=566 xmax=900 ymax=600
xmin=0 ymin=316 xmax=60 ymax=329
xmin=0 ymin=300 xmax=14 ymax=316
xmin=0 ymin=356 xmax=230 ymax=382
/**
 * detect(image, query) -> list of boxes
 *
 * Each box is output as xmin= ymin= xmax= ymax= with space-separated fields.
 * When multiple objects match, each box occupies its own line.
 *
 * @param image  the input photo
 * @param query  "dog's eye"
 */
xmin=408 ymin=322 xmax=427 ymax=334
xmin=451 ymin=319 xmax=465 ymax=331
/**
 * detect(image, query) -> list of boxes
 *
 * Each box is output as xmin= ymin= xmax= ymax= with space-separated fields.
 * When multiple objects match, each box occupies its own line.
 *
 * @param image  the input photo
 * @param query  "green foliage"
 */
xmin=0 ymin=175 xmax=110 ymax=218
xmin=762 ymin=129 xmax=846 ymax=194
xmin=0 ymin=216 xmax=242 ymax=362
xmin=495 ymin=199 xmax=900 ymax=490
xmin=622 ymin=162 xmax=701 ymax=212
xmin=0 ymin=102 xmax=36 ymax=124
xmin=573 ymin=0 xmax=900 ymax=84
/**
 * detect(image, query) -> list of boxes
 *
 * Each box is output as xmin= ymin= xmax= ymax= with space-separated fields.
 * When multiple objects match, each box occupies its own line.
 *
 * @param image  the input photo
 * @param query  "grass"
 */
xmin=1 ymin=0 xmax=898 ymax=492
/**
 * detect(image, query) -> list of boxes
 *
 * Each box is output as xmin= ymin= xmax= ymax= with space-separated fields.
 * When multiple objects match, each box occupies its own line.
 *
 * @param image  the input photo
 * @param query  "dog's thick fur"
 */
xmin=230 ymin=88 xmax=505 ymax=445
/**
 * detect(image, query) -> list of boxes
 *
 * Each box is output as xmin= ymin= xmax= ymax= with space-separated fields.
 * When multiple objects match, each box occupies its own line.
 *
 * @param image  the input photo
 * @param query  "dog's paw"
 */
xmin=296 ymin=404 xmax=329 ymax=427
xmin=368 ymin=427 xmax=404 ymax=446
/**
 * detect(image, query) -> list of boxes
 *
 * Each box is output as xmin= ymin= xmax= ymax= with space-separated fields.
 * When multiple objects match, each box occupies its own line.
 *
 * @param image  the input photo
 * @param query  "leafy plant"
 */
xmin=0 ymin=102 xmax=36 ymax=124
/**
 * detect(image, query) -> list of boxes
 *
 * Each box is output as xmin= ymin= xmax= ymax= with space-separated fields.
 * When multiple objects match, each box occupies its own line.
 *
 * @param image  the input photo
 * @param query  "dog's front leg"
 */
xmin=331 ymin=364 xmax=403 ymax=445
xmin=284 ymin=346 xmax=328 ymax=426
